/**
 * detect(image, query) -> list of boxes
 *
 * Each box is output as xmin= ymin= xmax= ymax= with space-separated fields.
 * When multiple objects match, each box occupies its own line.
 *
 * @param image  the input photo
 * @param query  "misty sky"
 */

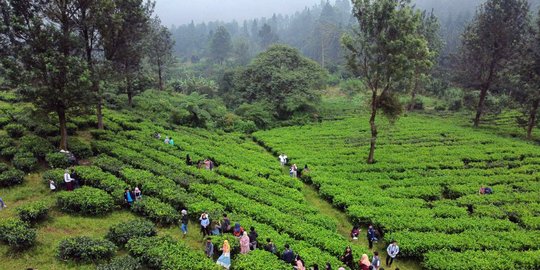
xmin=154 ymin=0 xmax=321 ymax=26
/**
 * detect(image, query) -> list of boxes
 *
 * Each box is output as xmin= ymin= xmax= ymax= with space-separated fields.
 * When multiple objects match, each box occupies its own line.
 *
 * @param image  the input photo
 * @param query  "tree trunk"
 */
xmin=527 ymin=99 xmax=539 ymax=139
xmin=474 ymin=86 xmax=489 ymax=128
xmin=367 ymin=90 xmax=378 ymax=164
xmin=127 ymin=76 xmax=133 ymax=107
xmin=408 ymin=72 xmax=420 ymax=111
xmin=157 ymin=61 xmax=163 ymax=91
xmin=97 ymin=93 xmax=104 ymax=130
xmin=58 ymin=107 xmax=68 ymax=150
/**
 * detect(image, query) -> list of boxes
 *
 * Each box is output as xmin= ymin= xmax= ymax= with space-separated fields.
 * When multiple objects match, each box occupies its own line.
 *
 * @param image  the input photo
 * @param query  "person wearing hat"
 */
xmin=180 ymin=209 xmax=188 ymax=237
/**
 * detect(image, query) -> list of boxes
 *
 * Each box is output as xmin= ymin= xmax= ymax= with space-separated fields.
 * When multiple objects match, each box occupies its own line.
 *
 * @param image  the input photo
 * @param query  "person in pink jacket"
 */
xmin=240 ymin=231 xmax=250 ymax=254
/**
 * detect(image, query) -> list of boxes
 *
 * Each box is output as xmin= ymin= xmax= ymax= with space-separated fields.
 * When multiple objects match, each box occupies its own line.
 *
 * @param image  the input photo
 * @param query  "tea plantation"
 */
xmin=0 ymin=90 xmax=539 ymax=270
xmin=254 ymin=116 xmax=540 ymax=270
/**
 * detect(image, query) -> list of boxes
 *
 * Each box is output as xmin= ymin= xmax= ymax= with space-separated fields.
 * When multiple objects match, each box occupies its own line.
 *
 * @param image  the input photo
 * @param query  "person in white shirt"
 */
xmin=386 ymin=241 xmax=400 ymax=266
xmin=64 ymin=169 xmax=74 ymax=191
xmin=279 ymin=154 xmax=288 ymax=166
xmin=49 ymin=180 xmax=57 ymax=192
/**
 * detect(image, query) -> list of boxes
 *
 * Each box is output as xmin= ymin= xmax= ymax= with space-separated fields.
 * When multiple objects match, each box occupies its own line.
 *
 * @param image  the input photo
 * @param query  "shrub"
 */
xmin=16 ymin=201 xmax=50 ymax=224
xmin=67 ymin=137 xmax=93 ymax=159
xmin=58 ymin=236 xmax=116 ymax=262
xmin=0 ymin=117 xmax=10 ymax=128
xmin=12 ymin=152 xmax=38 ymax=172
xmin=32 ymin=122 xmax=58 ymax=137
xmin=0 ymin=169 xmax=25 ymax=187
xmin=42 ymin=168 xmax=65 ymax=189
xmin=340 ymin=79 xmax=365 ymax=97
xmin=5 ymin=123 xmax=25 ymax=138
xmin=0 ymin=146 xmax=17 ymax=159
xmin=131 ymin=197 xmax=179 ymax=225
xmin=0 ymin=163 xmax=8 ymax=173
xmin=0 ymin=218 xmax=37 ymax=250
xmin=127 ymin=236 xmax=216 ymax=270
xmin=106 ymin=219 xmax=157 ymax=247
xmin=19 ymin=135 xmax=55 ymax=158
xmin=72 ymin=166 xmax=125 ymax=204
xmin=97 ymin=256 xmax=141 ymax=270
xmin=93 ymin=154 xmax=126 ymax=175
xmin=45 ymin=152 xmax=70 ymax=169
xmin=57 ymin=186 xmax=114 ymax=215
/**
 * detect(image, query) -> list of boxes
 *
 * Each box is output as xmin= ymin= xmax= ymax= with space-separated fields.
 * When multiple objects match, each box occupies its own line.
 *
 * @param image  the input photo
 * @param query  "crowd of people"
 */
xmin=176 ymin=207 xmax=401 ymax=270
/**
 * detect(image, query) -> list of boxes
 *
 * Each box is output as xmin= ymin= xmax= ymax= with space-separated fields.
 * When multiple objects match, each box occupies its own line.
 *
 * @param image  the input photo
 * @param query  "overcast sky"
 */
xmin=154 ymin=0 xmax=321 ymax=27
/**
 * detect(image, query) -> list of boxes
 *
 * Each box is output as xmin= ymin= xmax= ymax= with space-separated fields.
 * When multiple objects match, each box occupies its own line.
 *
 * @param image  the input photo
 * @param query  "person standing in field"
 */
xmin=134 ymin=187 xmax=142 ymax=200
xmin=282 ymin=244 xmax=295 ymax=264
xmin=279 ymin=153 xmax=288 ymax=166
xmin=240 ymin=231 xmax=250 ymax=254
xmin=340 ymin=246 xmax=354 ymax=269
xmin=0 ymin=197 xmax=6 ymax=210
xmin=216 ymin=240 xmax=231 ymax=269
xmin=371 ymin=251 xmax=381 ymax=270
xmin=169 ymin=137 xmax=174 ymax=145
xmin=164 ymin=136 xmax=170 ymax=144
xmin=64 ymin=169 xmax=74 ymax=191
xmin=220 ymin=213 xmax=231 ymax=233
xmin=359 ymin=254 xmax=371 ymax=270
xmin=248 ymin=226 xmax=258 ymax=250
xmin=200 ymin=212 xmax=211 ymax=237
xmin=367 ymin=225 xmax=377 ymax=249
xmin=290 ymin=164 xmax=298 ymax=177
xmin=295 ymin=255 xmax=306 ymax=270
xmin=386 ymin=241 xmax=399 ymax=267
xmin=205 ymin=237 xmax=214 ymax=258
xmin=180 ymin=209 xmax=188 ymax=237
xmin=124 ymin=188 xmax=135 ymax=206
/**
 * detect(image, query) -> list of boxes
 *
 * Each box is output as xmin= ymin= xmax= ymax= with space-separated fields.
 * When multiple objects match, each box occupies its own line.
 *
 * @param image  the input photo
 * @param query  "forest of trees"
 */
xmin=1 ymin=0 xmax=540 ymax=153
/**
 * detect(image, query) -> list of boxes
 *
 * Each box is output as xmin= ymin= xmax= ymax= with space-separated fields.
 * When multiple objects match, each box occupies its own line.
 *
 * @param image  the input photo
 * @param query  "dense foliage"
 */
xmin=0 ymin=218 xmax=37 ymax=250
xmin=254 ymin=116 xmax=540 ymax=269
xmin=106 ymin=219 xmax=157 ymax=247
xmin=57 ymin=236 xmax=116 ymax=262
xmin=16 ymin=201 xmax=50 ymax=225
xmin=56 ymin=186 xmax=114 ymax=215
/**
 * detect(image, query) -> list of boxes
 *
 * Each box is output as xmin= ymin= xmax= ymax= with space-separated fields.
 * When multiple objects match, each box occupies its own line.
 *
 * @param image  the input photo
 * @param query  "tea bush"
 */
xmin=106 ymin=219 xmax=157 ymax=247
xmin=58 ymin=236 xmax=116 ymax=262
xmin=12 ymin=152 xmax=38 ymax=172
xmin=0 ymin=169 xmax=25 ymax=187
xmin=56 ymin=186 xmax=114 ymax=215
xmin=97 ymin=256 xmax=141 ymax=270
xmin=5 ymin=123 xmax=25 ymax=138
xmin=45 ymin=152 xmax=70 ymax=169
xmin=67 ymin=137 xmax=93 ymax=159
xmin=0 ymin=218 xmax=37 ymax=250
xmin=16 ymin=201 xmax=50 ymax=225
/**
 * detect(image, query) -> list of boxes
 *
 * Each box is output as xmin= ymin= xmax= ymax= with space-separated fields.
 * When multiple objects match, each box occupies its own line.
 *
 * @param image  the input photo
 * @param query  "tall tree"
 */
xmin=209 ymin=26 xmax=232 ymax=65
xmin=458 ymin=0 xmax=530 ymax=127
xmin=258 ymin=24 xmax=279 ymax=50
xmin=230 ymin=45 xmax=327 ymax=120
xmin=342 ymin=0 xmax=428 ymax=164
xmin=147 ymin=16 xmax=175 ymax=90
xmin=74 ymin=0 xmax=105 ymax=129
xmin=408 ymin=10 xmax=442 ymax=111
xmin=99 ymin=0 xmax=153 ymax=107
xmin=1 ymin=0 xmax=94 ymax=150
xmin=512 ymin=12 xmax=539 ymax=139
